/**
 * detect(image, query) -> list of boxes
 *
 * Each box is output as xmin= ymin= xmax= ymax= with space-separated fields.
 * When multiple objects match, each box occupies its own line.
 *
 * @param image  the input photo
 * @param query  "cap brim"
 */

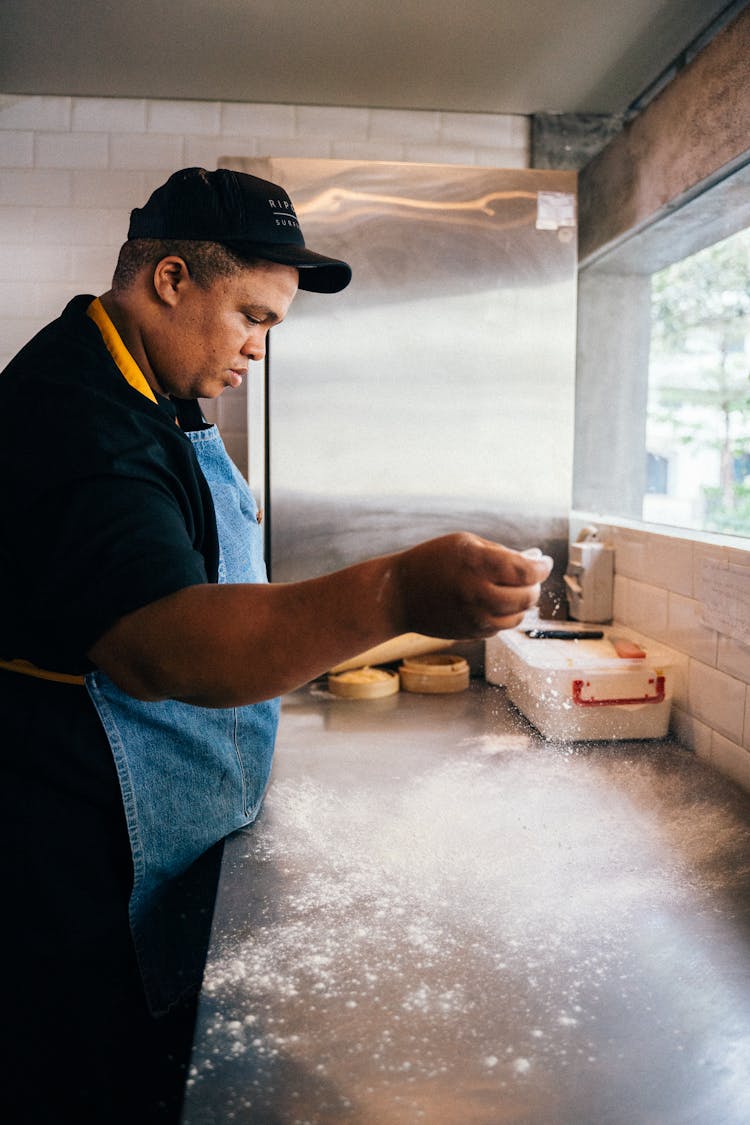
xmin=221 ymin=240 xmax=351 ymax=294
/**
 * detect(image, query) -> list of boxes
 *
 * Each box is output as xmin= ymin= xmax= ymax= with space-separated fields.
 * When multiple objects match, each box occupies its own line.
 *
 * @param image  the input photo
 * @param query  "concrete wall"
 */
xmin=578 ymin=4 xmax=750 ymax=263
xmin=573 ymin=270 xmax=651 ymax=517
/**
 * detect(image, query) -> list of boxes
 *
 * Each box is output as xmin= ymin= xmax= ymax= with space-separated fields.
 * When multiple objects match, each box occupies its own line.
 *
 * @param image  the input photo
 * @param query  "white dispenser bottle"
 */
xmin=564 ymin=526 xmax=614 ymax=623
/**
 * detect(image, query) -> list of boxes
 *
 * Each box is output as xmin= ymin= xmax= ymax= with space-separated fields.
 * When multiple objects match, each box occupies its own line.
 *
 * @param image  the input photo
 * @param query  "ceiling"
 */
xmin=1 ymin=0 xmax=743 ymax=117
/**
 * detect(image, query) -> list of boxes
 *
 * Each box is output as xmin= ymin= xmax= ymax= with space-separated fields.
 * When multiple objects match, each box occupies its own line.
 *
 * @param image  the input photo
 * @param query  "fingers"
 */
xmin=480 ymin=579 xmax=543 ymax=631
xmin=475 ymin=538 xmax=553 ymax=589
xmin=474 ymin=543 xmax=553 ymax=633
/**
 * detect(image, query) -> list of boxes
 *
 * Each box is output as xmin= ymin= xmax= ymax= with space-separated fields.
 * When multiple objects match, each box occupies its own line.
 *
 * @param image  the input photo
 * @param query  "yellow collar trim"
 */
xmin=87 ymin=297 xmax=158 ymax=405
xmin=0 ymin=658 xmax=86 ymax=686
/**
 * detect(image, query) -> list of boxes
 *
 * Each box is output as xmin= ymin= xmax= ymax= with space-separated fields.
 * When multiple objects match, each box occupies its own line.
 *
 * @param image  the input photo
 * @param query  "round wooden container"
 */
xmin=327 ymin=666 xmax=400 ymax=699
xmin=399 ymin=653 xmax=470 ymax=694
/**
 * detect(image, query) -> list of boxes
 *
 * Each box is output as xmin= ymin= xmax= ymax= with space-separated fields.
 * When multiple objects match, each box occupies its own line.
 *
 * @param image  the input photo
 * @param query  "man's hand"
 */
xmin=395 ymin=532 xmax=553 ymax=639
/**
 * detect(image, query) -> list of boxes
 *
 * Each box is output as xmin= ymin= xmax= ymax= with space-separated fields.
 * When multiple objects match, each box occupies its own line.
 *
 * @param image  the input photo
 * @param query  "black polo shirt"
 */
xmin=0 ymin=297 xmax=225 ymax=1111
xmin=0 ymin=294 xmax=219 ymax=675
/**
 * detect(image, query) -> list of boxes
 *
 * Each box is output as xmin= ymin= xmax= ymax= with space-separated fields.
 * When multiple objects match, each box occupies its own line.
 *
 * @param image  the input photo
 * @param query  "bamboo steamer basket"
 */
xmin=399 ymin=653 xmax=470 ymax=694
xmin=327 ymin=666 xmax=400 ymax=700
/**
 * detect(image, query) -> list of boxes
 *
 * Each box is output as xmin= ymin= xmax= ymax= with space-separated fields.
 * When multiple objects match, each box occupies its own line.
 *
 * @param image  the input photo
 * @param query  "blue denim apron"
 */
xmin=86 ymin=425 xmax=279 ymax=1015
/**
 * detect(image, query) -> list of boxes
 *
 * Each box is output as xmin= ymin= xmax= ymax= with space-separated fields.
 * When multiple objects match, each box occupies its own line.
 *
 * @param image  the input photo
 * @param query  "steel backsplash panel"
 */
xmin=225 ymin=158 xmax=577 ymax=584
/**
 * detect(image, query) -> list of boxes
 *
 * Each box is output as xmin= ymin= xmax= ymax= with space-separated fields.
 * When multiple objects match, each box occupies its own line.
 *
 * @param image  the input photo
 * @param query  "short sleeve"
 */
xmin=21 ymin=472 xmax=211 ymax=671
xmin=2 ymin=362 xmax=218 ymax=674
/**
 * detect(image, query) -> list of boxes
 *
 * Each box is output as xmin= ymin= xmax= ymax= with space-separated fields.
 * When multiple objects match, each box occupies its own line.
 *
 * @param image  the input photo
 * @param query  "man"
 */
xmin=0 ymin=167 xmax=551 ymax=1123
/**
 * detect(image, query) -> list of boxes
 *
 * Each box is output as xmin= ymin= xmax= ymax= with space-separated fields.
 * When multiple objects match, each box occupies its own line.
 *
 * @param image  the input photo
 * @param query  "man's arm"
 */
xmin=87 ymin=532 xmax=552 ymax=707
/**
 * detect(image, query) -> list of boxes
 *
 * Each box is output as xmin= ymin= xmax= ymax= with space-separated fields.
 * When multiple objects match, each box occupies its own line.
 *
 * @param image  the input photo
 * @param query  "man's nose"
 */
xmin=242 ymin=326 xmax=268 ymax=362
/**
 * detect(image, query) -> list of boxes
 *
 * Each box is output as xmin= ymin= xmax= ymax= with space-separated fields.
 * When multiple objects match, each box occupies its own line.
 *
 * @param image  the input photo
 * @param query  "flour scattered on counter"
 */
xmin=192 ymin=739 xmax=750 ymax=1118
xmin=470 ymin=732 xmax=536 ymax=756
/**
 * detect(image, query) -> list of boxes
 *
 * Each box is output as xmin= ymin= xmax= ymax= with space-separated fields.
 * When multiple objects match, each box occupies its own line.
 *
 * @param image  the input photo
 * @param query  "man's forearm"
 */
xmin=87 ymin=534 xmax=551 ymax=707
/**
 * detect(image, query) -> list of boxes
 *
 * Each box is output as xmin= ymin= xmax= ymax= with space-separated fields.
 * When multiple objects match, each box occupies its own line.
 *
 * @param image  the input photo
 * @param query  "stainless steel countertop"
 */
xmin=182 ymin=681 xmax=750 ymax=1124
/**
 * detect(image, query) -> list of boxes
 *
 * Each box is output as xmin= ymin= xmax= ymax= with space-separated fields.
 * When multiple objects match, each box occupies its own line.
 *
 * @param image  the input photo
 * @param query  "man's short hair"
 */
xmin=111 ymin=239 xmax=259 ymax=292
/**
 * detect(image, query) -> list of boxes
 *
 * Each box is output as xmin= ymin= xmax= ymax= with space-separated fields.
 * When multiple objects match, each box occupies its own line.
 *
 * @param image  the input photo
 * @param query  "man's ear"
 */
xmin=152 ymin=256 xmax=190 ymax=307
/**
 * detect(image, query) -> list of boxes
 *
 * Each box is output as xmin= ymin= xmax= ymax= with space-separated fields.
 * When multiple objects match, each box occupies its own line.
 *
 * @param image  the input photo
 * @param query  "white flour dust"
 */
xmin=192 ymin=741 xmax=750 ymax=1116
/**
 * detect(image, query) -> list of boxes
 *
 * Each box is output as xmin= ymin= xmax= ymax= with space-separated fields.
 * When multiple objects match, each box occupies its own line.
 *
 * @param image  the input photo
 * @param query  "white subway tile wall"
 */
xmin=711 ymin=732 xmax=750 ymax=793
xmin=667 ymin=592 xmax=718 ymax=665
xmin=0 ymin=91 xmax=530 ymax=469
xmin=572 ymin=514 xmax=750 ymax=793
xmin=689 ymin=660 xmax=746 ymax=744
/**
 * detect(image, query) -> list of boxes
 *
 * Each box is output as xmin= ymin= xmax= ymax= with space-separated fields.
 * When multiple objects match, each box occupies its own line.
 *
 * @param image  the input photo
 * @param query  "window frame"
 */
xmin=573 ymin=156 xmax=750 ymax=545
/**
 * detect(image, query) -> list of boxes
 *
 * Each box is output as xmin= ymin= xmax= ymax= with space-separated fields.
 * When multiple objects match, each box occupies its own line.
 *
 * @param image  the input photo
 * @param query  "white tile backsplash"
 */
xmin=710 ymin=731 xmax=750 ymax=792
xmin=250 ymin=135 xmax=336 ymax=160
xmin=71 ymin=247 xmax=118 ymax=291
xmin=403 ymin=143 xmax=480 ymax=166
xmin=329 ymin=139 xmax=406 ymax=162
xmin=72 ymin=98 xmax=147 ymax=133
xmin=0 ymin=243 xmax=73 ymax=281
xmin=612 ymin=573 xmax=631 ymax=622
xmin=2 ymin=130 xmax=34 ymax=167
xmin=644 ymin=533 xmax=694 ymax=595
xmin=368 ymin=108 xmax=441 ymax=142
xmin=622 ymin=579 xmax=669 ymax=639
xmin=219 ymin=101 xmax=296 ymax=138
xmin=32 ymin=280 xmax=85 ymax=319
xmin=667 ymin=592 xmax=718 ymax=665
xmin=188 ymin=137 xmax=258 ymax=167
xmin=33 ymin=206 xmax=125 ymax=245
xmin=0 ymin=168 xmax=73 ymax=206
xmin=147 ymin=100 xmax=221 ymax=136
xmin=0 ymin=206 xmax=34 ymax=242
xmin=296 ymin=104 xmax=369 ymax=138
xmin=439 ymin=111 xmax=529 ymax=151
xmin=608 ymin=526 xmax=648 ymax=579
xmin=34 ymin=131 xmax=109 ymax=169
xmin=692 ymin=541 xmax=731 ymax=600
xmin=0 ymin=95 xmax=71 ymax=131
xmin=109 ymin=133 xmax=186 ymax=169
xmin=670 ymin=705 xmax=712 ymax=757
xmin=473 ymin=145 xmax=529 ymax=169
xmin=0 ymin=281 xmax=36 ymax=317
xmin=0 ymin=314 xmax=53 ymax=359
xmin=718 ymin=635 xmax=750 ymax=683
xmin=72 ymin=169 xmax=148 ymax=207
xmin=688 ymin=660 xmax=746 ymax=744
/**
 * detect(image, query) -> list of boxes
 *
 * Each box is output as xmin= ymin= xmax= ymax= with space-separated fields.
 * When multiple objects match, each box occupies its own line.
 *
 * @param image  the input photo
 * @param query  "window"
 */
xmin=574 ymin=159 xmax=750 ymax=540
xmin=645 ymin=227 xmax=750 ymax=534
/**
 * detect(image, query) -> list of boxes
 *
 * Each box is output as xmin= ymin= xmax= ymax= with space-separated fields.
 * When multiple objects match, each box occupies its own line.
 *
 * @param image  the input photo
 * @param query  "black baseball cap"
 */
xmin=127 ymin=167 xmax=352 ymax=294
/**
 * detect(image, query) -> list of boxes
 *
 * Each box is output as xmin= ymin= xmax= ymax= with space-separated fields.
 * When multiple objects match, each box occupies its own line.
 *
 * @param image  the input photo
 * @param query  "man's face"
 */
xmin=149 ymin=259 xmax=299 ymax=400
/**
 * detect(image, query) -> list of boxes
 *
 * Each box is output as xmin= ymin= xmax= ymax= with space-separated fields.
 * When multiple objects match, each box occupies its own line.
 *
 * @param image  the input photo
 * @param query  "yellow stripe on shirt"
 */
xmin=87 ymin=296 xmax=158 ymax=404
